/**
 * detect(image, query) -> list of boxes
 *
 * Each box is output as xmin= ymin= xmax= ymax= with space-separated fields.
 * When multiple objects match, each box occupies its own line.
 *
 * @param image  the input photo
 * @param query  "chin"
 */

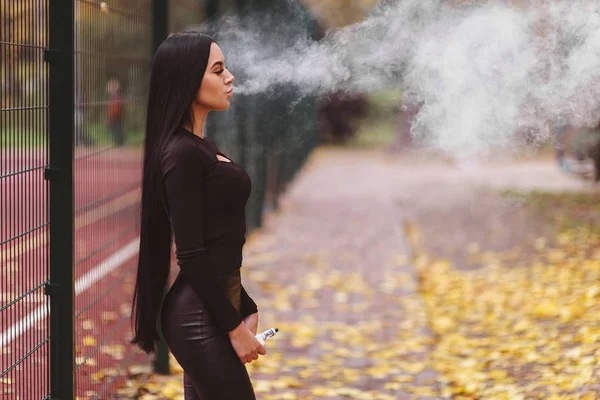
xmin=213 ymin=101 xmax=231 ymax=112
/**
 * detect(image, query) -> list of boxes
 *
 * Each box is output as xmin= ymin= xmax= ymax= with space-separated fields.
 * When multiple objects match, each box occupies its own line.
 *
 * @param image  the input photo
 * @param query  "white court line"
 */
xmin=0 ymin=238 xmax=140 ymax=348
xmin=0 ymin=189 xmax=140 ymax=263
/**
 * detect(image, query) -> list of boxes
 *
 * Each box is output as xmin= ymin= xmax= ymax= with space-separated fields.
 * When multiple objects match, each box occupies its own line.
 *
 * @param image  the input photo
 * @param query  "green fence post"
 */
xmin=206 ymin=0 xmax=219 ymax=19
xmin=152 ymin=0 xmax=171 ymax=376
xmin=47 ymin=0 xmax=75 ymax=398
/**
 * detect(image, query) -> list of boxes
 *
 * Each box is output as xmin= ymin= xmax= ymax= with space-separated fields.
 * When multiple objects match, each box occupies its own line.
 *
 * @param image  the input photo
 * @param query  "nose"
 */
xmin=225 ymin=71 xmax=235 ymax=85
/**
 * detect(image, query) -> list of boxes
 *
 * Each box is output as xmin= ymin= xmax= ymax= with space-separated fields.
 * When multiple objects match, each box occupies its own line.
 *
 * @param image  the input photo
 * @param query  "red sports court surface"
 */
xmin=1 ymin=147 xmax=152 ymax=399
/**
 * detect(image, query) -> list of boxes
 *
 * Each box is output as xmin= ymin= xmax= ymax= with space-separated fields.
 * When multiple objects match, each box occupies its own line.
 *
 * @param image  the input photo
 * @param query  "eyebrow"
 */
xmin=211 ymin=61 xmax=224 ymax=68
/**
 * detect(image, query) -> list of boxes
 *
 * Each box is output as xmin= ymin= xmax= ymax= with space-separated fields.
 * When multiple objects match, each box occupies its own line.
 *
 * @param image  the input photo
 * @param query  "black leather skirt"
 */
xmin=159 ymin=268 xmax=256 ymax=400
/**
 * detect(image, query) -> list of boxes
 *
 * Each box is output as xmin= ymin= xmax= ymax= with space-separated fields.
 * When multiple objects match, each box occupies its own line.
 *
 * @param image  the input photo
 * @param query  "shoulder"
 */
xmin=161 ymin=132 xmax=213 ymax=176
xmin=165 ymin=133 xmax=203 ymax=158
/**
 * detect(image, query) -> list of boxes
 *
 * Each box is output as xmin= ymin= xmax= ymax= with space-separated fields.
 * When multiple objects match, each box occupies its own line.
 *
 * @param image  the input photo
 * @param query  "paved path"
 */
xmin=238 ymin=148 xmax=440 ymax=399
xmin=240 ymin=148 xmax=598 ymax=399
xmin=378 ymin=152 xmax=599 ymax=270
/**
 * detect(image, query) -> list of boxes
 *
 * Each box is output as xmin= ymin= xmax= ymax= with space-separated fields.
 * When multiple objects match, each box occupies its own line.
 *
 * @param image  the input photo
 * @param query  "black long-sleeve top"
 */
xmin=161 ymin=127 xmax=258 ymax=333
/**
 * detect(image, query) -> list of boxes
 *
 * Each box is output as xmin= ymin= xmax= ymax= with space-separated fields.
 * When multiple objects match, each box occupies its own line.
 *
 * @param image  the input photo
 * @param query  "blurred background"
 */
xmin=2 ymin=0 xmax=600 ymax=399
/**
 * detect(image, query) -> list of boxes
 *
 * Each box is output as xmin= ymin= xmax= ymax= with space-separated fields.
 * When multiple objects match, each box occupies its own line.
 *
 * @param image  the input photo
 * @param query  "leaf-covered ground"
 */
xmin=417 ymin=226 xmax=600 ymax=399
xmin=118 ymin=149 xmax=600 ymax=399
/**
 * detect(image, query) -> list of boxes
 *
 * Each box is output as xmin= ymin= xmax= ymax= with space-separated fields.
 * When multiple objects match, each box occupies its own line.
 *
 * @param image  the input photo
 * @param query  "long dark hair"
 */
xmin=131 ymin=32 xmax=215 ymax=354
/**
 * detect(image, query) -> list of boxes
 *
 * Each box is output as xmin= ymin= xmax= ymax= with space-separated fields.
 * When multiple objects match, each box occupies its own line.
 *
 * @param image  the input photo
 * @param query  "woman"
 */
xmin=130 ymin=32 xmax=266 ymax=399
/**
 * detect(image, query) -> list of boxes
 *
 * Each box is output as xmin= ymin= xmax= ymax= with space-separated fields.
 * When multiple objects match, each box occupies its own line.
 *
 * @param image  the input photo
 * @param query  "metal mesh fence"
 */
xmin=0 ymin=0 xmax=51 ymax=398
xmin=72 ymin=1 xmax=152 ymax=398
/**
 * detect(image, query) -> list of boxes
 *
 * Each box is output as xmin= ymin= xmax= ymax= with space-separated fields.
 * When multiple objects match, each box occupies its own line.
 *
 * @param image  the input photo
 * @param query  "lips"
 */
xmin=226 ymin=88 xmax=233 ymax=95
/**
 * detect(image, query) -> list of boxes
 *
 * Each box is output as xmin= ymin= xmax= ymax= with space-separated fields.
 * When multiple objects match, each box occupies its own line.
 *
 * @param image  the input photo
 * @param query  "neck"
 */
xmin=184 ymin=107 xmax=209 ymax=138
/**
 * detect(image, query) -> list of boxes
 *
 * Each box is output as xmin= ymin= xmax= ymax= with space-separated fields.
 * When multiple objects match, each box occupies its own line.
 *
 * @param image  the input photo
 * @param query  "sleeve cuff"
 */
xmin=240 ymin=285 xmax=258 ymax=318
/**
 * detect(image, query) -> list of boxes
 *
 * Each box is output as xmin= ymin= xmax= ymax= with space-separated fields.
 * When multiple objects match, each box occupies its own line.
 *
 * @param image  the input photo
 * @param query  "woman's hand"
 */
xmin=228 ymin=321 xmax=266 ymax=364
xmin=243 ymin=312 xmax=259 ymax=335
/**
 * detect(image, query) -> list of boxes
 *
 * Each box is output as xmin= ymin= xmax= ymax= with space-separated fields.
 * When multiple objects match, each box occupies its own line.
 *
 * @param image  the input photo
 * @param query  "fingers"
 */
xmin=240 ymin=350 xmax=260 ymax=364
xmin=234 ymin=336 xmax=266 ymax=364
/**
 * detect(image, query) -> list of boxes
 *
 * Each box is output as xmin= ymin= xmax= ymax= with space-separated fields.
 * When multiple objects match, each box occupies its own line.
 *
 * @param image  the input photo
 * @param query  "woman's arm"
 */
xmin=163 ymin=141 xmax=242 ymax=333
